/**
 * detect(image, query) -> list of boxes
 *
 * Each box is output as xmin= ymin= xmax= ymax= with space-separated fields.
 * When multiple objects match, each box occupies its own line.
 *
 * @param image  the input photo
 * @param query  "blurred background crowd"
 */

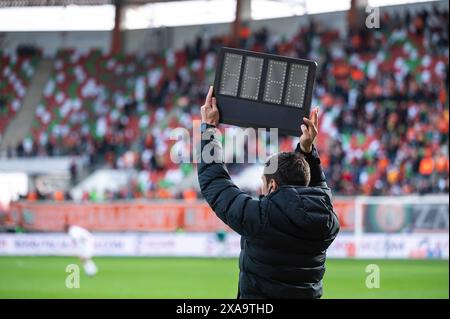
xmin=1 ymin=5 xmax=448 ymax=202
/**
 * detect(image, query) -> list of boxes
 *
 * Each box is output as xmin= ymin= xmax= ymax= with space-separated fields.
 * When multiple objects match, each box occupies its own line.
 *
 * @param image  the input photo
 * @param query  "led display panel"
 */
xmin=213 ymin=47 xmax=317 ymax=136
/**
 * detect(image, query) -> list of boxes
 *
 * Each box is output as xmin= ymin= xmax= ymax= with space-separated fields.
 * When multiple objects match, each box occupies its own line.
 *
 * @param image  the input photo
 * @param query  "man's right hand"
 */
xmin=299 ymin=107 xmax=319 ymax=154
xmin=201 ymin=86 xmax=220 ymax=127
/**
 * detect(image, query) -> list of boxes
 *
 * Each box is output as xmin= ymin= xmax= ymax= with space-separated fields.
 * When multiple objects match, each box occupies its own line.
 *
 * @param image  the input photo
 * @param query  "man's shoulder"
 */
xmin=265 ymin=185 xmax=333 ymax=207
xmin=269 ymin=185 xmax=330 ymax=197
xmin=293 ymin=185 xmax=331 ymax=196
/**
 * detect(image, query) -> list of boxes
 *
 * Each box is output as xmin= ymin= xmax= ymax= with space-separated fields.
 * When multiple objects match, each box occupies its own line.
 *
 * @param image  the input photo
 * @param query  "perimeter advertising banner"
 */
xmin=0 ymin=233 xmax=447 ymax=259
xmin=5 ymin=200 xmax=358 ymax=232
xmin=5 ymin=198 xmax=448 ymax=233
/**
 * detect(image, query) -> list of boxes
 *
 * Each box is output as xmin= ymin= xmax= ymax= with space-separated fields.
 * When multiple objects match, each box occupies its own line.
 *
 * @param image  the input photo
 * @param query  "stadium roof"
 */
xmin=0 ymin=0 xmax=182 ymax=7
xmin=0 ymin=0 xmax=442 ymax=31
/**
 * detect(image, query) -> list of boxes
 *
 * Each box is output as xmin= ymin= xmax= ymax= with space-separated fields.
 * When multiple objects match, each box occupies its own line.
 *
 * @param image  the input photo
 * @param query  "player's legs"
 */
xmin=82 ymin=258 xmax=98 ymax=276
xmin=79 ymin=242 xmax=97 ymax=276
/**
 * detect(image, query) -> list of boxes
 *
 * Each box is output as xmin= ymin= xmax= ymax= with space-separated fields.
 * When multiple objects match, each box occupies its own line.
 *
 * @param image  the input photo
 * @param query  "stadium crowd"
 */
xmin=0 ymin=50 xmax=40 ymax=139
xmin=2 ymin=6 xmax=449 ymax=200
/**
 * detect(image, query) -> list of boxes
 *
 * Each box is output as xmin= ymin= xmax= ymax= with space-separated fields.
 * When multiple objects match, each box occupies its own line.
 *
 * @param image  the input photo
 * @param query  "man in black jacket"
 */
xmin=198 ymin=86 xmax=340 ymax=299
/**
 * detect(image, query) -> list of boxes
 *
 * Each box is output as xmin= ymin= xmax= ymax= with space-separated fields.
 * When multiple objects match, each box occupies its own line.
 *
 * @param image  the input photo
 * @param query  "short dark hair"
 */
xmin=264 ymin=152 xmax=311 ymax=187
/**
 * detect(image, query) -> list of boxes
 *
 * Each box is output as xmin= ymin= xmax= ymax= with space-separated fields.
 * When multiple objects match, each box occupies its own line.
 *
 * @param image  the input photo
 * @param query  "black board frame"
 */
xmin=213 ymin=47 xmax=317 ymax=136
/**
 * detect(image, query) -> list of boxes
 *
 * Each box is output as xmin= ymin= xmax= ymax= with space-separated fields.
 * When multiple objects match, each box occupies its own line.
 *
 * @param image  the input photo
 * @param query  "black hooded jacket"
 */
xmin=197 ymin=125 xmax=340 ymax=299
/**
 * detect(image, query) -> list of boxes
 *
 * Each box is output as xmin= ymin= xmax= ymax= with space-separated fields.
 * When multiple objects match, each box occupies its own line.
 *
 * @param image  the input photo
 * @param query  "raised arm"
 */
xmin=295 ymin=107 xmax=328 ymax=188
xmin=197 ymin=86 xmax=265 ymax=236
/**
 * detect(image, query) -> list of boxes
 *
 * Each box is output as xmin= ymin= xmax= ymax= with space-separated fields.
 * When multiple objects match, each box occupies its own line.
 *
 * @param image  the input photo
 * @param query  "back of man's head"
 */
xmin=264 ymin=152 xmax=311 ymax=187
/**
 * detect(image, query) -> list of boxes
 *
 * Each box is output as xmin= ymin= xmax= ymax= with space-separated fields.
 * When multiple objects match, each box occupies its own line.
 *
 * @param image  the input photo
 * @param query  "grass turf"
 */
xmin=0 ymin=257 xmax=447 ymax=299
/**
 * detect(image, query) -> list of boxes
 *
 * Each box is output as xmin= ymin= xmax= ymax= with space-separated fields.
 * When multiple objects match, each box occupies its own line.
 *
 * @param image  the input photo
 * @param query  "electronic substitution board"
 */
xmin=213 ymin=47 xmax=317 ymax=136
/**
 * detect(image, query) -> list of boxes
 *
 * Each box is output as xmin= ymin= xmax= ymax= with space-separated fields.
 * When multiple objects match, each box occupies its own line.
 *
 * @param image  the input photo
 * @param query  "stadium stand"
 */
xmin=2 ymin=6 xmax=449 ymax=200
xmin=0 ymin=51 xmax=40 ymax=142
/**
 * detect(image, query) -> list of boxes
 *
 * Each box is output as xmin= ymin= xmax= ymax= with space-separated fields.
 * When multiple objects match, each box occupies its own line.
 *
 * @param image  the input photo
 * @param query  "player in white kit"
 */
xmin=67 ymin=225 xmax=98 ymax=276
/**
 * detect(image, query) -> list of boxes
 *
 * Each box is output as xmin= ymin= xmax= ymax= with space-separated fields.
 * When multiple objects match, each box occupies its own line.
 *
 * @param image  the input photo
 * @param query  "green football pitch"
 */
xmin=0 ymin=257 xmax=447 ymax=299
